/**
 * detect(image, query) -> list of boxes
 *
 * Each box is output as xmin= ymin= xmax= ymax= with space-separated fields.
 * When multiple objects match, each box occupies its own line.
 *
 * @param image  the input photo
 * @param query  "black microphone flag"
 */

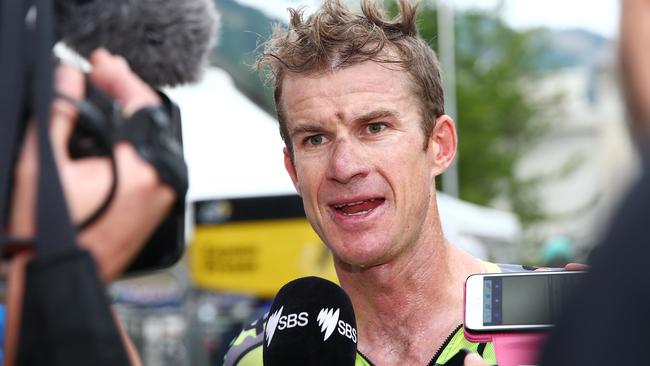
xmin=263 ymin=277 xmax=358 ymax=366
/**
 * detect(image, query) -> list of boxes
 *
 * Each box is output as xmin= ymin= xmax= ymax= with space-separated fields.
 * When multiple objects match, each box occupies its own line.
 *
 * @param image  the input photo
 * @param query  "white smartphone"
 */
xmin=464 ymin=271 xmax=586 ymax=333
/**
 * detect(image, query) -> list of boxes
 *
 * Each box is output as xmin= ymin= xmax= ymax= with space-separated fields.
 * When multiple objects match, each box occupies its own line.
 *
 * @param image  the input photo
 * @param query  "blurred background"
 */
xmin=107 ymin=0 xmax=632 ymax=364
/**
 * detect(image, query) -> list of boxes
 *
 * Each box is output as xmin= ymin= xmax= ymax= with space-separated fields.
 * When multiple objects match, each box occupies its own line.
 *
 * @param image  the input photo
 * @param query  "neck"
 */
xmin=335 ymin=228 xmax=485 ymax=365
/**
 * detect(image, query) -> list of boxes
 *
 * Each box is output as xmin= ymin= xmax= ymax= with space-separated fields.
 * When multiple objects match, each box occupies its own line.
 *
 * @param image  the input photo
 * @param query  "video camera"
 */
xmin=66 ymin=75 xmax=188 ymax=273
xmin=1 ymin=0 xmax=218 ymax=273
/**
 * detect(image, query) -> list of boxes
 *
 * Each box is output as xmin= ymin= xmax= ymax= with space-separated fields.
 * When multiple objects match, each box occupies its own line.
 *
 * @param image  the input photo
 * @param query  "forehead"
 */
xmin=280 ymin=61 xmax=417 ymax=124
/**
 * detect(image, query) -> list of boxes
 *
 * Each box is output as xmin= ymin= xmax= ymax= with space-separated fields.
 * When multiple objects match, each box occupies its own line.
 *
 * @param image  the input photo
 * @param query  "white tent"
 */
xmin=437 ymin=193 xmax=521 ymax=261
xmin=166 ymin=67 xmax=521 ymax=262
xmin=166 ymin=67 xmax=295 ymax=202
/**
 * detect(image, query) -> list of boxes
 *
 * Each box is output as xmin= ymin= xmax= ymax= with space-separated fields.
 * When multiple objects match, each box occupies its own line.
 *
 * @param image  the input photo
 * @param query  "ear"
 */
xmin=428 ymin=114 xmax=458 ymax=176
xmin=283 ymin=147 xmax=302 ymax=196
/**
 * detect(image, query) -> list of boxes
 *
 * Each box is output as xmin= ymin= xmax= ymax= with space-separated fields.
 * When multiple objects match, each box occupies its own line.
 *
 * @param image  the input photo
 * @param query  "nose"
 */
xmin=325 ymin=139 xmax=369 ymax=184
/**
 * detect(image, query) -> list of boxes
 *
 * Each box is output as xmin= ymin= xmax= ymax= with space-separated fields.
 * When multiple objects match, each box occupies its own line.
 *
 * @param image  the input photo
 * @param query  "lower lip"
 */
xmin=329 ymin=200 xmax=385 ymax=225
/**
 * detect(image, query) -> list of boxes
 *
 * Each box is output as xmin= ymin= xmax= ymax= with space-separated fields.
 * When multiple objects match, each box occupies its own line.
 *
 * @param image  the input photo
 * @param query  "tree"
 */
xmin=406 ymin=3 xmax=562 ymax=228
xmin=211 ymin=0 xmax=277 ymax=115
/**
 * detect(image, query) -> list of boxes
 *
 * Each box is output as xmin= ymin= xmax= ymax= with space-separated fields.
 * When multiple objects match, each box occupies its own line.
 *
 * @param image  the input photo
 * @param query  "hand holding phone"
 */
xmin=464 ymin=271 xmax=586 ymax=366
xmin=465 ymin=271 xmax=586 ymax=334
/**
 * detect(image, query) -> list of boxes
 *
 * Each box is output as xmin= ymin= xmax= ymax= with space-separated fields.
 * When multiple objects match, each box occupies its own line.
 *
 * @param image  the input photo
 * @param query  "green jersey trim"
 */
xmin=223 ymin=263 xmax=529 ymax=365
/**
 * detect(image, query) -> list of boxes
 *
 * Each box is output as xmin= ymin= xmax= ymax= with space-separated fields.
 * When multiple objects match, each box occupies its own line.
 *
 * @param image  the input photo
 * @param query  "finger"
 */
xmin=89 ymin=48 xmax=160 ymax=116
xmin=51 ymin=63 xmax=85 ymax=163
xmin=464 ymin=352 xmax=489 ymax=366
xmin=77 ymin=143 xmax=175 ymax=282
xmin=534 ymin=267 xmax=554 ymax=272
xmin=9 ymin=124 xmax=39 ymax=237
xmin=564 ymin=262 xmax=588 ymax=271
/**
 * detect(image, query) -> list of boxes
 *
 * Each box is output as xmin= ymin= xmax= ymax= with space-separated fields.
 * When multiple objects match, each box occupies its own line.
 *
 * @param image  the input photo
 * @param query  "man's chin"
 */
xmin=332 ymin=250 xmax=388 ymax=272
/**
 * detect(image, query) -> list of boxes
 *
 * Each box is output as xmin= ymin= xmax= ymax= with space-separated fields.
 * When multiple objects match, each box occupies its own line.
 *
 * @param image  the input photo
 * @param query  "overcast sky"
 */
xmin=235 ymin=0 xmax=620 ymax=39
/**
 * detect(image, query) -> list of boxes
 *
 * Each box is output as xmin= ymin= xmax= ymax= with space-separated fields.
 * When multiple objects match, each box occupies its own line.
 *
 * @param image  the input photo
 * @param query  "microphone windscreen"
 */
xmin=263 ymin=277 xmax=358 ymax=366
xmin=55 ymin=0 xmax=218 ymax=88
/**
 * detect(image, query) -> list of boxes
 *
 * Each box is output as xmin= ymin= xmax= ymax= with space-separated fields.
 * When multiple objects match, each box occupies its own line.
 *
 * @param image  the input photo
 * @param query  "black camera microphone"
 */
xmin=263 ymin=277 xmax=358 ymax=366
xmin=55 ymin=0 xmax=218 ymax=88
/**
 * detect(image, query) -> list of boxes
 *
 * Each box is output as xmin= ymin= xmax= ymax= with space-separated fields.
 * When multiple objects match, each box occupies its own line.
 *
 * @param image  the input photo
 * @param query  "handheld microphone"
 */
xmin=55 ymin=0 xmax=218 ymax=88
xmin=263 ymin=277 xmax=358 ymax=366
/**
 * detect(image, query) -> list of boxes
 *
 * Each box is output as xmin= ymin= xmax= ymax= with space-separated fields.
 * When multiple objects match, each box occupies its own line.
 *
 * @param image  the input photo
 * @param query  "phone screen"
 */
xmin=482 ymin=272 xmax=584 ymax=326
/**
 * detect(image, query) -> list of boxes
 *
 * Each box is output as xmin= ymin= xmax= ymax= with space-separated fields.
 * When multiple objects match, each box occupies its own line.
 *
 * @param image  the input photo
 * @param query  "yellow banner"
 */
xmin=190 ymin=218 xmax=338 ymax=298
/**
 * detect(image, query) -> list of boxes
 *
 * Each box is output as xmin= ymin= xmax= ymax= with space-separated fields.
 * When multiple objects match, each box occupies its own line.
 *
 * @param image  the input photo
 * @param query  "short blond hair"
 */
xmin=257 ymin=0 xmax=445 ymax=154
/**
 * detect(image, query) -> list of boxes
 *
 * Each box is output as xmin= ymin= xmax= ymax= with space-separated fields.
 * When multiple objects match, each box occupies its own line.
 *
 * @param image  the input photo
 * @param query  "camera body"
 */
xmin=69 ymin=80 xmax=187 ymax=274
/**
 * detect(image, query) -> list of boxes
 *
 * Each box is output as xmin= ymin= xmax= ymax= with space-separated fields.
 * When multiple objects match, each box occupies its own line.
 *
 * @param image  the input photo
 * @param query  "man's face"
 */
xmin=281 ymin=61 xmax=453 ymax=268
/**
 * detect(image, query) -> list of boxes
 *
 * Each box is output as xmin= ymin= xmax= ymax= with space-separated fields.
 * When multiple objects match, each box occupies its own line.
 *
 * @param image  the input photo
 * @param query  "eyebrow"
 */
xmin=351 ymin=109 xmax=401 ymax=125
xmin=288 ymin=124 xmax=325 ymax=139
xmin=288 ymin=109 xmax=401 ymax=138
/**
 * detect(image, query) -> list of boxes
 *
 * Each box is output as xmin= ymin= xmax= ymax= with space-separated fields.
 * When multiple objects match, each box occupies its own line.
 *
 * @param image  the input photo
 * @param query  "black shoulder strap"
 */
xmin=0 ymin=0 xmax=76 ymax=256
xmin=0 ymin=0 xmax=30 ymax=243
xmin=30 ymin=0 xmax=77 ymax=257
xmin=1 ymin=0 xmax=131 ymax=364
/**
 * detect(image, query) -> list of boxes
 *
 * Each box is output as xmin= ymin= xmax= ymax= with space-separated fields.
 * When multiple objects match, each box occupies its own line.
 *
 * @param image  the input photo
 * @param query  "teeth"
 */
xmin=334 ymin=198 xmax=377 ymax=209
xmin=343 ymin=210 xmax=370 ymax=216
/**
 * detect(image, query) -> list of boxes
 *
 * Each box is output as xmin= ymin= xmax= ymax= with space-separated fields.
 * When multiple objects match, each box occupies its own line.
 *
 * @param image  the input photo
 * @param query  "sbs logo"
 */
xmin=265 ymin=306 xmax=309 ymax=346
xmin=317 ymin=308 xmax=340 ymax=341
xmin=317 ymin=308 xmax=357 ymax=343
xmin=265 ymin=306 xmax=284 ymax=346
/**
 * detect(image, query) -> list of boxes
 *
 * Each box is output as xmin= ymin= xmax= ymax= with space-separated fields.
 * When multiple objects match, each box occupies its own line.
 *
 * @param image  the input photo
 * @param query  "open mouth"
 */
xmin=332 ymin=198 xmax=385 ymax=216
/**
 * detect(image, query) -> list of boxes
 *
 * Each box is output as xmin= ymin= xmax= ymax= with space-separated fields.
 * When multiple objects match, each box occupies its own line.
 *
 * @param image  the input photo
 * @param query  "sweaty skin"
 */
xmin=281 ymin=60 xmax=486 ymax=365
